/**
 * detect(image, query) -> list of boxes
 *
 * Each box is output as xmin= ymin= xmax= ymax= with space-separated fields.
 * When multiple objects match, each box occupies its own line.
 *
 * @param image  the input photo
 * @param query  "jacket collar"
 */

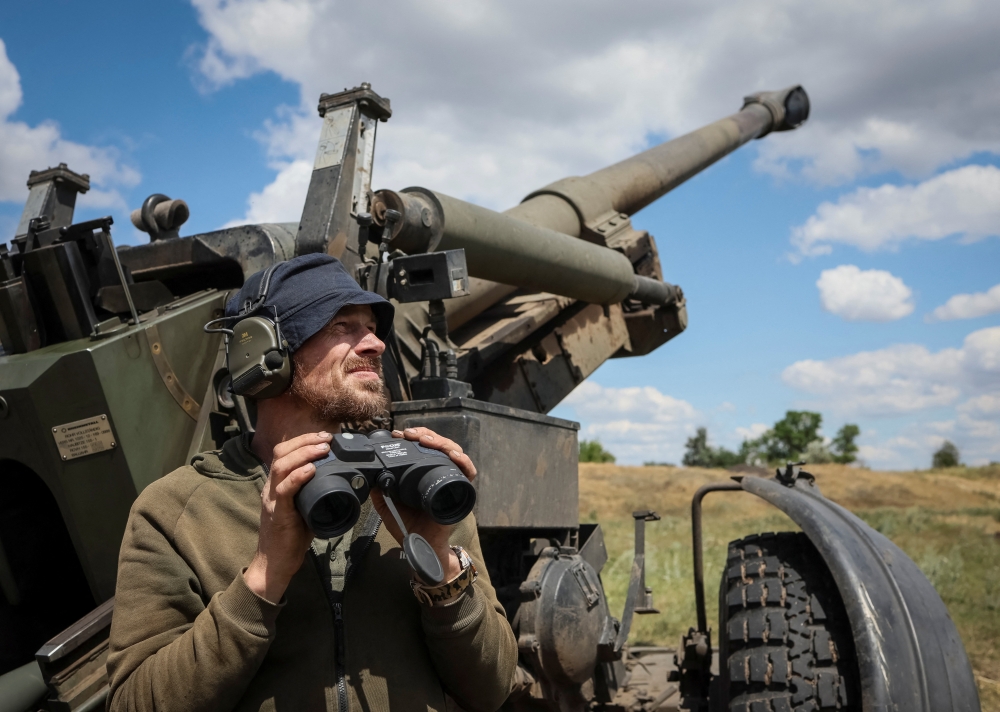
xmin=190 ymin=433 xmax=268 ymax=482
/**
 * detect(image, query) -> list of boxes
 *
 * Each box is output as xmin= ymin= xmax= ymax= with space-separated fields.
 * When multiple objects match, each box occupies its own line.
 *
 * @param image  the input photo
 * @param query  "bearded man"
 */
xmin=106 ymin=254 xmax=518 ymax=712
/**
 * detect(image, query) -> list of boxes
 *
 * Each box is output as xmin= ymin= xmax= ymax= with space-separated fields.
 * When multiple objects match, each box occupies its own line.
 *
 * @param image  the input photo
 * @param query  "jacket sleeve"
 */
xmin=106 ymin=490 xmax=283 ymax=712
xmin=420 ymin=516 xmax=518 ymax=712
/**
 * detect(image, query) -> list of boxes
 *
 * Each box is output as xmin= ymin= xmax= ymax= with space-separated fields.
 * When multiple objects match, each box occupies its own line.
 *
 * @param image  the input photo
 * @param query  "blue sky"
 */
xmin=1 ymin=1 xmax=998 ymax=468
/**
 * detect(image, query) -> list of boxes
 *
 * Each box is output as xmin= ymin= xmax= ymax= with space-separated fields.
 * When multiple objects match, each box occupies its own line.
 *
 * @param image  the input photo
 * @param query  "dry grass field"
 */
xmin=580 ymin=462 xmax=1000 ymax=710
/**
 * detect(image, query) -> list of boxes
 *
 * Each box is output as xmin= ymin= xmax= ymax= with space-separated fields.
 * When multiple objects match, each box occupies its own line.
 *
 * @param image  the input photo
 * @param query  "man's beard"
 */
xmin=289 ymin=353 xmax=388 ymax=424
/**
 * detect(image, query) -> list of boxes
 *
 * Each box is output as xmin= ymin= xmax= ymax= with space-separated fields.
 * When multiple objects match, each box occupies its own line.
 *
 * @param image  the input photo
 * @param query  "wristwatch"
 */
xmin=410 ymin=546 xmax=478 ymax=607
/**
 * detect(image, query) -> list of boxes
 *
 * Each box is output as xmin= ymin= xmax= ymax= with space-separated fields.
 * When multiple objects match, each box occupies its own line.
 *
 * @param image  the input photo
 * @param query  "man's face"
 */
xmin=288 ymin=304 xmax=388 ymax=423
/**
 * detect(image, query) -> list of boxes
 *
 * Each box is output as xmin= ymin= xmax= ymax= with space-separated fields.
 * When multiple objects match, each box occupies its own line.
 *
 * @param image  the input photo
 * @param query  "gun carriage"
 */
xmin=0 ymin=82 xmax=980 ymax=712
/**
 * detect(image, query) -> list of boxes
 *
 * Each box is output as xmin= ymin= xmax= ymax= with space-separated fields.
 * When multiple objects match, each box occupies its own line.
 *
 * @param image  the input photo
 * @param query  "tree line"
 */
xmin=580 ymin=411 xmax=967 ymax=468
xmin=682 ymin=411 xmax=859 ymax=468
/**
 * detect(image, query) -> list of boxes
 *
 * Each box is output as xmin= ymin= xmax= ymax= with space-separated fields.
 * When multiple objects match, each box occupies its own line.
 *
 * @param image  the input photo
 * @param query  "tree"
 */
xmin=770 ymin=411 xmax=823 ymax=461
xmin=580 ymin=439 xmax=615 ymax=463
xmin=932 ymin=441 xmax=961 ymax=468
xmin=740 ymin=411 xmax=825 ymax=465
xmin=803 ymin=440 xmax=833 ymax=464
xmin=831 ymin=424 xmax=860 ymax=464
xmin=683 ymin=427 xmax=743 ymax=468
xmin=683 ymin=428 xmax=712 ymax=467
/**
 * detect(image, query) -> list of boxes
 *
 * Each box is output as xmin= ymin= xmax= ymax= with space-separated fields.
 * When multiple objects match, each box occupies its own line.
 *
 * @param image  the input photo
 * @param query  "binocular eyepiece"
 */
xmin=294 ymin=430 xmax=477 ymax=539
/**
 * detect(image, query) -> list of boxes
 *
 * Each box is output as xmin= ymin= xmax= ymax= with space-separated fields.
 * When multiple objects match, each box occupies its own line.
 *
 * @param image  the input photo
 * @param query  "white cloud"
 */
xmin=562 ymin=381 xmax=699 ymax=464
xmin=225 ymin=159 xmax=311 ymax=227
xmin=0 ymin=40 xmax=139 ymax=214
xmin=782 ymin=326 xmax=1000 ymax=416
xmin=857 ymin=444 xmax=903 ymax=467
xmin=928 ymin=283 xmax=1000 ymax=322
xmin=565 ymin=380 xmax=698 ymax=424
xmin=816 ymin=265 xmax=914 ymax=321
xmin=188 ymin=0 xmax=1000 ymax=224
xmin=958 ymin=394 xmax=1000 ymax=417
xmin=859 ymin=416 xmax=1000 ymax=468
xmin=736 ymin=423 xmax=768 ymax=441
xmin=791 ymin=165 xmax=1000 ymax=257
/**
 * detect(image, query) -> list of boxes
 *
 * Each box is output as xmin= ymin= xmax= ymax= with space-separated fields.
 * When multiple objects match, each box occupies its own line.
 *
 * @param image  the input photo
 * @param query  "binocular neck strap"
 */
xmin=380 ymin=491 xmax=445 ymax=585
xmin=381 ymin=493 xmax=409 ymax=537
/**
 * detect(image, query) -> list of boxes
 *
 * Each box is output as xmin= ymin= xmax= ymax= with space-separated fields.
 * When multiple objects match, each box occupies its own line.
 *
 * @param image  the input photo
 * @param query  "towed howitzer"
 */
xmin=0 ymin=83 xmax=980 ymax=712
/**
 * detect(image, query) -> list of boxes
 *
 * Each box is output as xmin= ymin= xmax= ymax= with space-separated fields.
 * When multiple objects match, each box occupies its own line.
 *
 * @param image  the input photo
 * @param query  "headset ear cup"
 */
xmin=271 ymin=350 xmax=293 ymax=395
xmin=264 ymin=350 xmax=284 ymax=370
xmin=228 ymin=315 xmax=291 ymax=399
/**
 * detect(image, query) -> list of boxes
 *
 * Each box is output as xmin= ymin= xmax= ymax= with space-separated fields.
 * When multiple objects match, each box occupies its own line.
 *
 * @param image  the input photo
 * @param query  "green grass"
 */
xmin=588 ymin=508 xmax=797 ymax=648
xmin=580 ymin=463 xmax=1000 ymax=710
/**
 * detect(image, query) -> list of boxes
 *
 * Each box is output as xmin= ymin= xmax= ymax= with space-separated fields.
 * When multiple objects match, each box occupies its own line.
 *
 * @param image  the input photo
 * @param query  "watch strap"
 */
xmin=410 ymin=546 xmax=477 ymax=607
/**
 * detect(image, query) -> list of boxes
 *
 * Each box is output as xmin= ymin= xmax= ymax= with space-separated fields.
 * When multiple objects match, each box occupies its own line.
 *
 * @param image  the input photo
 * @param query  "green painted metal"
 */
xmin=0 ymin=291 xmax=225 ymax=602
xmin=433 ymin=191 xmax=638 ymax=305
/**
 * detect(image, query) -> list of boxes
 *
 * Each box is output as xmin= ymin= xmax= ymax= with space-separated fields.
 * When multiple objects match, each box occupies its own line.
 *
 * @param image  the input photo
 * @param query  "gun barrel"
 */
xmin=514 ymin=85 xmax=809 ymax=235
xmin=430 ymin=190 xmax=680 ymax=305
xmin=372 ymin=86 xmax=807 ymax=314
xmin=374 ymin=188 xmax=678 ymax=306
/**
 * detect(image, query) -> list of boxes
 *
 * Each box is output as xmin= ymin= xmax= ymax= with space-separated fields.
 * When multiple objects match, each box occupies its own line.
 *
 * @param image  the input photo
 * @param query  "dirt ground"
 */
xmin=579 ymin=462 xmax=1000 ymax=710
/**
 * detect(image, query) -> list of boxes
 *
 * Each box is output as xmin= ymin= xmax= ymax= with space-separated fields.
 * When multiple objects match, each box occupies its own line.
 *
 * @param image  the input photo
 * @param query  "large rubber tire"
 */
xmin=718 ymin=532 xmax=860 ymax=712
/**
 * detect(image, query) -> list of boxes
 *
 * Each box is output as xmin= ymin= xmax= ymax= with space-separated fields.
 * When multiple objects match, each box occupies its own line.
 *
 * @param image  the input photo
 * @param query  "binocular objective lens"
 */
xmin=417 ymin=466 xmax=477 ymax=525
xmin=310 ymin=492 xmax=360 ymax=535
xmin=295 ymin=470 xmax=363 ymax=539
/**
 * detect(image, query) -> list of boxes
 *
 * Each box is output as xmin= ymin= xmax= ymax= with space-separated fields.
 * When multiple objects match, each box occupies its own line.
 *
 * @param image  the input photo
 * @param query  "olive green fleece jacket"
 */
xmin=106 ymin=435 xmax=518 ymax=712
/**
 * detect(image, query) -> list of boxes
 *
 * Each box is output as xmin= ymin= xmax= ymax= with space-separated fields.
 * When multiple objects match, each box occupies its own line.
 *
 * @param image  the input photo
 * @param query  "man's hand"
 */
xmin=371 ymin=427 xmax=477 ymax=581
xmin=244 ymin=432 xmax=332 ymax=603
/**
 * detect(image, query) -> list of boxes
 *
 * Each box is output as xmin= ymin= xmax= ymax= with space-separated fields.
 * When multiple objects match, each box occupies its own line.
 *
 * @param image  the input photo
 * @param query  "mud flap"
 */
xmin=739 ymin=475 xmax=980 ymax=712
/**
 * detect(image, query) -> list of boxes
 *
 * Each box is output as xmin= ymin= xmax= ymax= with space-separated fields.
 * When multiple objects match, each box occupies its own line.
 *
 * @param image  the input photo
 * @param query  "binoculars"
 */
xmin=295 ymin=430 xmax=477 ymax=539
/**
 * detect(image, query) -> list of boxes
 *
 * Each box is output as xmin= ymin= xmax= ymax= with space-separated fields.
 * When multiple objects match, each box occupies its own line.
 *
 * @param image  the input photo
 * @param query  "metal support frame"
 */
xmin=691 ymin=480 xmax=744 ymax=633
xmin=614 ymin=510 xmax=661 ymax=651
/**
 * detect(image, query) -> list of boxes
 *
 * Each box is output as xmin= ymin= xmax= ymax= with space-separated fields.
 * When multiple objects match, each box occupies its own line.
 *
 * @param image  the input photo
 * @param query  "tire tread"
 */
xmin=719 ymin=532 xmax=856 ymax=712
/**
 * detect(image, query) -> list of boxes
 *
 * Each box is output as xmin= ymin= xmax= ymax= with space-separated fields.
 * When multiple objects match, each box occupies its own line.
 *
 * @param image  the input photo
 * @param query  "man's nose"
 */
xmin=356 ymin=332 xmax=385 ymax=356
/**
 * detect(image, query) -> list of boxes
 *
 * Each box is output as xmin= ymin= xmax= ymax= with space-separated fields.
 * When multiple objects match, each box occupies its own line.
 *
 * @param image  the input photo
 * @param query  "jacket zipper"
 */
xmin=334 ymin=601 xmax=348 ymax=712
xmin=246 ymin=434 xmax=367 ymax=712
xmin=326 ymin=515 xmax=380 ymax=712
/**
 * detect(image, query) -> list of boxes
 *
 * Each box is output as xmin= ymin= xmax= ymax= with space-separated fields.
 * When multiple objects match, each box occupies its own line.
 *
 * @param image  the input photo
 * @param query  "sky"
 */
xmin=1 ymin=0 xmax=998 ymax=468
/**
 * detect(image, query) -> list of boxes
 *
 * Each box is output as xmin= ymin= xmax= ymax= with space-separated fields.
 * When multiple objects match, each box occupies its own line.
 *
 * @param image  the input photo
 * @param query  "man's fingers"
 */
xmin=273 ymin=462 xmax=317 ymax=499
xmin=402 ymin=427 xmax=463 ymax=454
xmin=271 ymin=441 xmax=330 ymax=484
xmin=272 ymin=431 xmax=331 ymax=461
xmin=448 ymin=450 xmax=477 ymax=480
xmin=401 ymin=427 xmax=475 ymax=478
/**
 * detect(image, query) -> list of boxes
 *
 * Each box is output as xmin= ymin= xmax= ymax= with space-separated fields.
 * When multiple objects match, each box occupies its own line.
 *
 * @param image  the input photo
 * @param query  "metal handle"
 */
xmin=102 ymin=225 xmax=139 ymax=326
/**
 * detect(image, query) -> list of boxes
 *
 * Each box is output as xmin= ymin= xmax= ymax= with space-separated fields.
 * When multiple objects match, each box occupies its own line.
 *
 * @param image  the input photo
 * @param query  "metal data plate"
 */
xmin=51 ymin=415 xmax=116 ymax=461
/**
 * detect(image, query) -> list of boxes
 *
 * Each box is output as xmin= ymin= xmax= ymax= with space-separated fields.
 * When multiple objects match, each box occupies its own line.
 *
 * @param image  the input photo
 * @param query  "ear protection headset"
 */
xmin=204 ymin=264 xmax=293 ymax=400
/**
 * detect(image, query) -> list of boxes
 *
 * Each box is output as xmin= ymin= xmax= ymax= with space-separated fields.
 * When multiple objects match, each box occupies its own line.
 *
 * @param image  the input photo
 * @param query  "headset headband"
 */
xmin=203 ymin=262 xmax=284 ymax=342
xmin=241 ymin=263 xmax=280 ymax=317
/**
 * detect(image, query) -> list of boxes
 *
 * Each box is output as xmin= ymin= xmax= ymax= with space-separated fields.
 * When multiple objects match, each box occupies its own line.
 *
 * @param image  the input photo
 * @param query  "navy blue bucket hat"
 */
xmin=225 ymin=254 xmax=395 ymax=353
